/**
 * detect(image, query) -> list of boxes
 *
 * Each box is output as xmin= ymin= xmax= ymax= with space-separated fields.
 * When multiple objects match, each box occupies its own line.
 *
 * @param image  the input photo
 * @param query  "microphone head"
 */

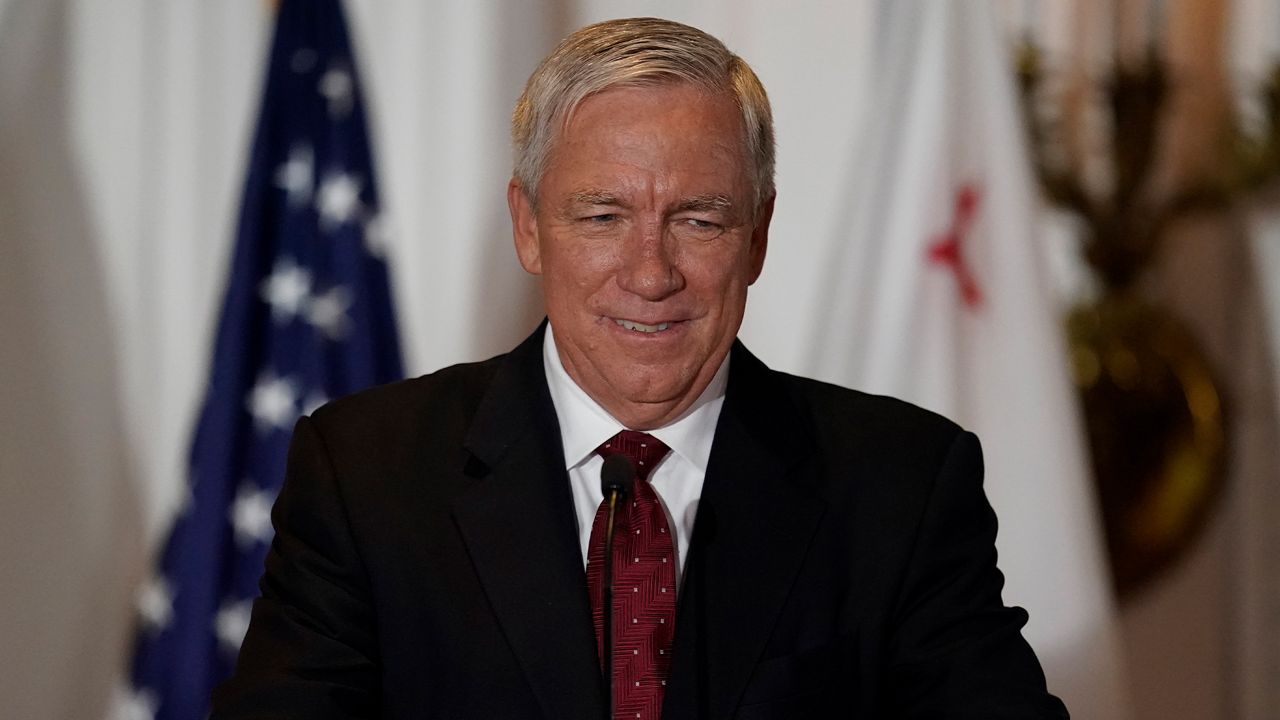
xmin=600 ymin=454 xmax=635 ymax=498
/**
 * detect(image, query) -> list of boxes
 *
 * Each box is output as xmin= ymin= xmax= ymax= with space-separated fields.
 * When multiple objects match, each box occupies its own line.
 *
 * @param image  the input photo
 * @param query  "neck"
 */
xmin=549 ymin=332 xmax=730 ymax=431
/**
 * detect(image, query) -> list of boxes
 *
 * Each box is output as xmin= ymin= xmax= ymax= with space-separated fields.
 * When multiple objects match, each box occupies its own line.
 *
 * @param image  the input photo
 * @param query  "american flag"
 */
xmin=118 ymin=1 xmax=402 ymax=717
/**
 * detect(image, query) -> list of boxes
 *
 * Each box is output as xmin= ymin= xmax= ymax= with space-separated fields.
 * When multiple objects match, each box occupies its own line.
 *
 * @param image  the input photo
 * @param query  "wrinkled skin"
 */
xmin=509 ymin=83 xmax=773 ymax=429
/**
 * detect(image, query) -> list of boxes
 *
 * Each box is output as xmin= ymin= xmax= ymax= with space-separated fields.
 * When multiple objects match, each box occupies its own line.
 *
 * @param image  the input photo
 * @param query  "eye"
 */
xmin=670 ymin=217 xmax=725 ymax=242
xmin=574 ymin=213 xmax=621 ymax=234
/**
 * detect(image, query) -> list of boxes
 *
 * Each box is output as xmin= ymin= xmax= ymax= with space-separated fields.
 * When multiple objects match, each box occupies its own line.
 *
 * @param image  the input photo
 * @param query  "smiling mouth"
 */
xmin=614 ymin=318 xmax=673 ymax=333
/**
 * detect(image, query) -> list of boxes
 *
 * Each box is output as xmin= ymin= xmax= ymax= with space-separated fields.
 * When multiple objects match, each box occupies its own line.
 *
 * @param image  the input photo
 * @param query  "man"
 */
xmin=214 ymin=17 xmax=1068 ymax=719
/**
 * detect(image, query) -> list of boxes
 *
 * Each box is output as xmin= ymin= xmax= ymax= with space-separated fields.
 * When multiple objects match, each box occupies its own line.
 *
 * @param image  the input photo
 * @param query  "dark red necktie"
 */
xmin=585 ymin=431 xmax=677 ymax=720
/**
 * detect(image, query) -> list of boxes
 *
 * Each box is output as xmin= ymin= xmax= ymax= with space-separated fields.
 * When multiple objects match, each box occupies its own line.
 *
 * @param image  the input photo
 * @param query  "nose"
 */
xmin=615 ymin=221 xmax=684 ymax=301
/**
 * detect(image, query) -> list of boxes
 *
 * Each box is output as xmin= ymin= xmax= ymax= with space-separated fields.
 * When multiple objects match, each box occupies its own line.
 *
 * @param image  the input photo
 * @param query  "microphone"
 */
xmin=601 ymin=453 xmax=635 ymax=500
xmin=599 ymin=454 xmax=634 ymax=718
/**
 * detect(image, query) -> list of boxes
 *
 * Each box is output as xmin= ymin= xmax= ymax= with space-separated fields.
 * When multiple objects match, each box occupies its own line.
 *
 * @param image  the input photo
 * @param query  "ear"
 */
xmin=508 ymin=178 xmax=543 ymax=275
xmin=746 ymin=193 xmax=774 ymax=285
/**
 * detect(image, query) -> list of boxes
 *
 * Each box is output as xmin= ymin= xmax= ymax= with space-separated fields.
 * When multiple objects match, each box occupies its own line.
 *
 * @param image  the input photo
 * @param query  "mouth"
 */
xmin=613 ymin=318 xmax=675 ymax=334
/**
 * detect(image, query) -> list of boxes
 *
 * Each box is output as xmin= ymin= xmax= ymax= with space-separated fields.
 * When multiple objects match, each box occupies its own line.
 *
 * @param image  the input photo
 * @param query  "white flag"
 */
xmin=807 ymin=3 xmax=1131 ymax=718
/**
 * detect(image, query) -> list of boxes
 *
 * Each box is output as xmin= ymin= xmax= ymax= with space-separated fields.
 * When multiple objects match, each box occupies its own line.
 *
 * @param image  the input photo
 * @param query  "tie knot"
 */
xmin=597 ymin=431 xmax=670 ymax=482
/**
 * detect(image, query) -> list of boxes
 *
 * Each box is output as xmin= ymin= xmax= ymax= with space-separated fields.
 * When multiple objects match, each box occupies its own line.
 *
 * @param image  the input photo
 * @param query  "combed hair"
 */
xmin=511 ymin=17 xmax=775 ymax=211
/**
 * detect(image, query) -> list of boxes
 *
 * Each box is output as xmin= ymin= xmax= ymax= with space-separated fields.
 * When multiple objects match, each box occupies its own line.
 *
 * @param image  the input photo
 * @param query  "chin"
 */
xmin=609 ymin=366 xmax=695 ymax=403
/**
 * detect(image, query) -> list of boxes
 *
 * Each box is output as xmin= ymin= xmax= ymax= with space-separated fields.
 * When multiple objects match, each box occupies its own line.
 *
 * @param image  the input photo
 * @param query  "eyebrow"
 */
xmin=561 ymin=190 xmax=737 ymax=215
xmin=566 ymin=190 xmax=622 ymax=206
xmin=671 ymin=194 xmax=734 ymax=214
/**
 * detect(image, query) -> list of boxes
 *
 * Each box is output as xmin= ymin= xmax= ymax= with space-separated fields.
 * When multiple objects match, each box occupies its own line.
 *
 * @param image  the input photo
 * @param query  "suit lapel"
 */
xmin=452 ymin=327 xmax=604 ymax=719
xmin=665 ymin=343 xmax=826 ymax=720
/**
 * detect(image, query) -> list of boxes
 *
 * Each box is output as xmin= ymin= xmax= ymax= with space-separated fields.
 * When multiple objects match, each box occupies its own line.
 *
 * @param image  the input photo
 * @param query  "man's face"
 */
xmin=509 ymin=82 xmax=772 ymax=430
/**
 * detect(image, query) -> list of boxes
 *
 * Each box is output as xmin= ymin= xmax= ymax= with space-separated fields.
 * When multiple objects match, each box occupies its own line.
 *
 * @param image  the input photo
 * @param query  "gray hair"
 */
xmin=511 ymin=17 xmax=775 ymax=211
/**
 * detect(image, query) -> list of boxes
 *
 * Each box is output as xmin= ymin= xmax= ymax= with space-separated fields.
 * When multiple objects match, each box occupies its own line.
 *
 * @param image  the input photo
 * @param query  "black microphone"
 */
xmin=599 ymin=454 xmax=635 ymax=719
xmin=601 ymin=453 xmax=635 ymax=501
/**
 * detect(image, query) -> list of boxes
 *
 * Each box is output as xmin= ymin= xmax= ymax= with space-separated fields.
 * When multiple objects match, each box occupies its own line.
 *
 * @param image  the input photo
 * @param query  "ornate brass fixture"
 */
xmin=1014 ymin=40 xmax=1267 ymax=596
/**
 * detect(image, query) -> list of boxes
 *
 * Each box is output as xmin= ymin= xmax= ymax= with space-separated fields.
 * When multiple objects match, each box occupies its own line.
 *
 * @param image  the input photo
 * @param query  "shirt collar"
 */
xmin=542 ymin=325 xmax=729 ymax=473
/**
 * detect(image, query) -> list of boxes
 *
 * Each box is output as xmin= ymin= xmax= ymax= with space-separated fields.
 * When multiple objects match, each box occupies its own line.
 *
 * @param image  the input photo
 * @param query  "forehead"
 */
xmin=544 ymin=83 xmax=751 ymax=198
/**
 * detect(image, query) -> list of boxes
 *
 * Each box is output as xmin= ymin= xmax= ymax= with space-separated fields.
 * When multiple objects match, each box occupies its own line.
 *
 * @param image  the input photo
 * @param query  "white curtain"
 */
xmin=2 ymin=0 xmax=1278 ymax=718
xmin=0 ymin=2 xmax=138 ymax=717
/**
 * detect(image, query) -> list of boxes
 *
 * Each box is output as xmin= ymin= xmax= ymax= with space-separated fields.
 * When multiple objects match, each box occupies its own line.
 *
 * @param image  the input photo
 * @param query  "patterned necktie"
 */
xmin=585 ymin=430 xmax=677 ymax=720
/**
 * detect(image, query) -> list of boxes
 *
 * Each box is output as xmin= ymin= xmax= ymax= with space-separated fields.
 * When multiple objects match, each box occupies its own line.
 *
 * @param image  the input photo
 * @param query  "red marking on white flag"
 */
xmin=927 ymin=184 xmax=983 ymax=308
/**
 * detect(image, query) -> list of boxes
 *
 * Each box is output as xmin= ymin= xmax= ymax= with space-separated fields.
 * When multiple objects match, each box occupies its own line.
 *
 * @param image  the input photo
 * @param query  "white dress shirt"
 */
xmin=542 ymin=326 xmax=728 ymax=584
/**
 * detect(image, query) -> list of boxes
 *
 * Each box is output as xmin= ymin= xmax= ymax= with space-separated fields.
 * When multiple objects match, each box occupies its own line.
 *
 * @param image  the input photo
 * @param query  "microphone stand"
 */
xmin=599 ymin=455 xmax=634 ymax=720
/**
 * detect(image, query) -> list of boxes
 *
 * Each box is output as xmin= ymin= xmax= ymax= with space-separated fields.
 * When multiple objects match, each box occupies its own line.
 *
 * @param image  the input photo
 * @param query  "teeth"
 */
xmin=615 ymin=319 xmax=671 ymax=333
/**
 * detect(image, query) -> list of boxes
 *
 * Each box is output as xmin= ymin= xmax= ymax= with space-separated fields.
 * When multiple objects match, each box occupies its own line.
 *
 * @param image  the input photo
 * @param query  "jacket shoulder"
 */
xmin=305 ymin=354 xmax=505 ymax=450
xmin=777 ymin=372 xmax=964 ymax=445
xmin=760 ymin=371 xmax=972 ymax=485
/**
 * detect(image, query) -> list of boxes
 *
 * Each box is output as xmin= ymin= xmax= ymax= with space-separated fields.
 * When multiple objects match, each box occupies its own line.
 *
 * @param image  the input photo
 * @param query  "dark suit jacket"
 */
xmin=213 ymin=326 xmax=1068 ymax=719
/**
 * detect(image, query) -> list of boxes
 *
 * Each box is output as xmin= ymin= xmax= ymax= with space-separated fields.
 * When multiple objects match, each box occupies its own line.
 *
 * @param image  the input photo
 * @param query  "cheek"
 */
xmin=542 ymin=242 xmax=620 ymax=313
xmin=689 ymin=249 xmax=753 ymax=299
xmin=556 ymin=234 xmax=618 ymax=276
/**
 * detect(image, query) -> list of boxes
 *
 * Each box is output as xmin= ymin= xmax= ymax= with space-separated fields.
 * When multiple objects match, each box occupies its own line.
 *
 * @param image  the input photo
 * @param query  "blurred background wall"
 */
xmin=0 ymin=0 xmax=1277 ymax=718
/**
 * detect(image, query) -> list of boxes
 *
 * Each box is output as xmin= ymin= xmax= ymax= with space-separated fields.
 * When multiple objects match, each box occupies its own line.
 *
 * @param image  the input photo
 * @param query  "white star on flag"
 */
xmin=109 ymin=684 xmax=159 ymax=720
xmin=229 ymin=482 xmax=275 ymax=548
xmin=318 ymin=65 xmax=354 ymax=117
xmin=214 ymin=598 xmax=254 ymax=654
xmin=274 ymin=144 xmax=314 ymax=207
xmin=259 ymin=257 xmax=313 ymax=323
xmin=362 ymin=213 xmax=390 ymax=258
xmin=306 ymin=285 xmax=353 ymax=339
xmin=246 ymin=372 xmax=299 ymax=432
xmin=136 ymin=576 xmax=175 ymax=632
xmin=316 ymin=172 xmax=362 ymax=230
